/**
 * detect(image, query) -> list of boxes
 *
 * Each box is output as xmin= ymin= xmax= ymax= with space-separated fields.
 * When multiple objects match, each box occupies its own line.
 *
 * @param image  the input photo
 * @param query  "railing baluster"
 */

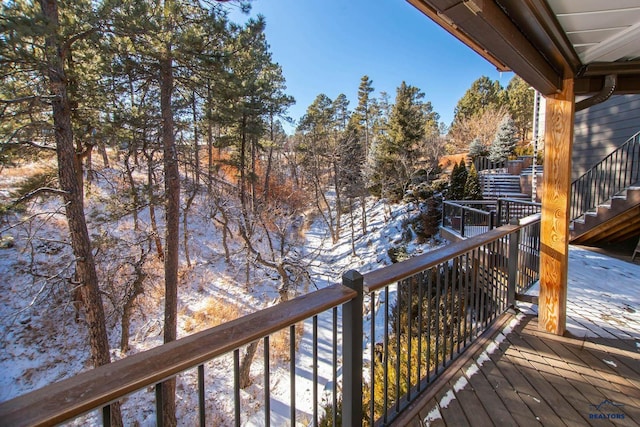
xmin=449 ymin=258 xmax=456 ymax=361
xmin=155 ymin=383 xmax=164 ymax=427
xmin=312 ymin=315 xmax=318 ymax=426
xmin=332 ymin=307 xmax=337 ymax=427
xmin=290 ymin=324 xmax=296 ymax=424
xmin=407 ymin=277 xmax=412 ymax=401
xmin=383 ymin=286 xmax=389 ymax=424
xmin=395 ymin=281 xmax=401 ymax=413
xmin=370 ymin=291 xmax=376 ymax=425
xmin=264 ymin=336 xmax=270 ymax=427
xmin=426 ymin=269 xmax=433 ymax=382
xmin=234 ymin=349 xmax=240 ymax=427
xmin=456 ymin=256 xmax=463 ymax=354
xmin=102 ymin=404 xmax=110 ymax=427
xmin=435 ymin=263 xmax=441 ymax=369
xmin=198 ymin=364 xmax=205 ymax=427
xmin=417 ymin=273 xmax=423 ymax=393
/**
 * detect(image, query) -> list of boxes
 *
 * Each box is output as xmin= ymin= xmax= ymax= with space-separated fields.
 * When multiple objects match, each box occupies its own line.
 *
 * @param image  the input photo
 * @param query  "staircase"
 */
xmin=570 ymin=187 xmax=640 ymax=244
xmin=480 ymin=172 xmax=529 ymax=200
xmin=569 ymin=131 xmax=640 ymax=245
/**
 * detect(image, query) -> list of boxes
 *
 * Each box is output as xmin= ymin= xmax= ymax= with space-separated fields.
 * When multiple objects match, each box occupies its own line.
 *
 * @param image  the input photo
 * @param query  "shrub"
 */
xmin=387 ymin=245 xmax=409 ymax=263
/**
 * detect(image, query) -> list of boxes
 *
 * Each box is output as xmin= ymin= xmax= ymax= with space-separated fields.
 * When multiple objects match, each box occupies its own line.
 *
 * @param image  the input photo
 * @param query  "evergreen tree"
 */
xmin=464 ymin=163 xmax=483 ymax=200
xmin=468 ymin=137 xmax=487 ymax=159
xmin=506 ymin=75 xmax=534 ymax=142
xmin=373 ymin=81 xmax=432 ymax=199
xmin=332 ymin=93 xmax=350 ymax=131
xmin=452 ymin=76 xmax=506 ymax=122
xmin=354 ymin=75 xmax=374 ymax=159
xmin=448 ymin=159 xmax=467 ymax=200
xmin=489 ymin=115 xmax=518 ymax=162
xmin=448 ymin=76 xmax=508 ymax=151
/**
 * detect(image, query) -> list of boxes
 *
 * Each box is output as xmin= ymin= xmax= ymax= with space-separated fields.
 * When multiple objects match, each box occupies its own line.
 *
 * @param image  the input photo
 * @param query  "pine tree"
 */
xmin=506 ymin=75 xmax=534 ymax=141
xmin=374 ymin=81 xmax=432 ymax=199
xmin=489 ymin=114 xmax=518 ymax=162
xmin=464 ymin=163 xmax=483 ymax=200
xmin=448 ymin=159 xmax=467 ymax=200
xmin=355 ymin=75 xmax=374 ymax=159
xmin=468 ymin=137 xmax=487 ymax=159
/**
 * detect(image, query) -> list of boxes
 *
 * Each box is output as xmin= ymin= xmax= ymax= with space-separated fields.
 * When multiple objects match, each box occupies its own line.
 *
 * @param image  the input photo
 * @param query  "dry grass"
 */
xmin=182 ymin=297 xmax=243 ymax=334
xmin=267 ymin=321 xmax=305 ymax=363
xmin=439 ymin=153 xmax=469 ymax=173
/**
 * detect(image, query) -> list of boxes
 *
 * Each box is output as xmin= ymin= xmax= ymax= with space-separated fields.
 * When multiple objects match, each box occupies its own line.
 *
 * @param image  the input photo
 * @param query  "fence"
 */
xmin=443 ymin=198 xmax=541 ymax=238
xmin=0 ymin=216 xmax=541 ymax=427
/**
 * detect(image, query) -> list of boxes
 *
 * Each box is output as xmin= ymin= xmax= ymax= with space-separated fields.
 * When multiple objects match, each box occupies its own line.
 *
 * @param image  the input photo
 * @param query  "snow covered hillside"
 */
xmin=0 ymin=159 xmax=444 ymax=425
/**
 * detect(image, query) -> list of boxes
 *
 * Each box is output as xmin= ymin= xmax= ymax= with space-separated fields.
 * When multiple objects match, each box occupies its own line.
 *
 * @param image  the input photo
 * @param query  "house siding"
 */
xmin=572 ymin=94 xmax=640 ymax=181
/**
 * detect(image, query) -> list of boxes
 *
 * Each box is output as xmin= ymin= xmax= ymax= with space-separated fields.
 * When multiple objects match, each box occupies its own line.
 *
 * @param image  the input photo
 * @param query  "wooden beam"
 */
xmin=407 ymin=0 xmax=562 ymax=94
xmin=406 ymin=0 xmax=511 ymax=72
xmin=539 ymin=77 xmax=575 ymax=335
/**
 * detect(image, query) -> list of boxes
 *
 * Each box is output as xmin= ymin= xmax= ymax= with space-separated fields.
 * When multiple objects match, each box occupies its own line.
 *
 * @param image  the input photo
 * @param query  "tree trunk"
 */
xmin=160 ymin=37 xmax=179 ymax=427
xmin=183 ymin=185 xmax=197 ymax=268
xmin=332 ymin=159 xmax=342 ymax=238
xmin=206 ymin=81 xmax=213 ymax=193
xmin=192 ymin=92 xmax=200 ymax=186
xmin=349 ymin=199 xmax=356 ymax=256
xmin=123 ymin=150 xmax=139 ymax=230
xmin=144 ymin=146 xmax=164 ymax=260
xmin=238 ymin=341 xmax=258 ymax=389
xmin=99 ymin=141 xmax=109 ymax=168
xmin=120 ymin=253 xmax=147 ymax=353
xmin=40 ymin=0 xmax=122 ymax=425
xmin=360 ymin=193 xmax=367 ymax=235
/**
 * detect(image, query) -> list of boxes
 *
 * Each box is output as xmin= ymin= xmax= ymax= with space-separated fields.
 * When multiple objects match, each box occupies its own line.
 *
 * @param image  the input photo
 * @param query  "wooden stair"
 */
xmin=570 ymin=186 xmax=640 ymax=244
xmin=480 ymin=173 xmax=529 ymax=200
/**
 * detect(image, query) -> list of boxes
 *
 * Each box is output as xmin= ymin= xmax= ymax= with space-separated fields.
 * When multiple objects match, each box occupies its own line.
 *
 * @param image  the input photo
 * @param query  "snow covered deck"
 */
xmin=396 ymin=246 xmax=640 ymax=426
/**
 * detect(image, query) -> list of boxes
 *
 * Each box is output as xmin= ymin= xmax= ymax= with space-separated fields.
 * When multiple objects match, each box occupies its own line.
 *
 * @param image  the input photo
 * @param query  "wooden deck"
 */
xmin=394 ymin=247 xmax=640 ymax=426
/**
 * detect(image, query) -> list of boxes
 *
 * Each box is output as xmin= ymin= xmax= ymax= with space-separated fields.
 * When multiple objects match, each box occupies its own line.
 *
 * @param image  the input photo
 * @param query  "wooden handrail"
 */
xmin=363 ymin=223 xmax=520 ymax=292
xmin=0 ymin=284 xmax=357 ymax=427
xmin=364 ymin=215 xmax=541 ymax=292
xmin=443 ymin=201 xmax=494 ymax=216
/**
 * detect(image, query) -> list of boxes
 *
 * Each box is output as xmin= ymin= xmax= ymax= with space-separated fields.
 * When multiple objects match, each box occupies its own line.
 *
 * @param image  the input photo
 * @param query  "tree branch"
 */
xmin=14 ymin=187 xmax=68 ymax=205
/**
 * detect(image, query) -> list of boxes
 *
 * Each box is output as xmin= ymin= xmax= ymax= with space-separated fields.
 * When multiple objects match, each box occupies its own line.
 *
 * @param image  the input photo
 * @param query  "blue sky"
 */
xmin=230 ymin=0 xmax=513 ymax=133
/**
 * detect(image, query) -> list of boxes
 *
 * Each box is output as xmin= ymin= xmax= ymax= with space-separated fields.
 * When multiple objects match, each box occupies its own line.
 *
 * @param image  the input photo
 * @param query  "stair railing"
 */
xmin=570 ymin=130 xmax=640 ymax=221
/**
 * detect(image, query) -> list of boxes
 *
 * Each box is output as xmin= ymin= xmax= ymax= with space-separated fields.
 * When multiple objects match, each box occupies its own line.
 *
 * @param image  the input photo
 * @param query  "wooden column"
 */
xmin=539 ymin=77 xmax=575 ymax=335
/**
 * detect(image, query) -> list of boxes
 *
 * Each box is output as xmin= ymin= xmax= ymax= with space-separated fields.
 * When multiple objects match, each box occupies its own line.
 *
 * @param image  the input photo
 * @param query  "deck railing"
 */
xmin=360 ymin=213 xmax=540 ymax=425
xmin=570 ymin=130 xmax=640 ymax=221
xmin=443 ymin=198 xmax=541 ymax=238
xmin=0 ymin=215 xmax=541 ymax=427
xmin=472 ymin=156 xmax=507 ymax=172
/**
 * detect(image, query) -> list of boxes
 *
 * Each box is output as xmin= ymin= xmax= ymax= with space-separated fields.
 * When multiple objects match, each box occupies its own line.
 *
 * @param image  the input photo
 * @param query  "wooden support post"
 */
xmin=342 ymin=270 xmax=363 ymax=427
xmin=539 ymin=77 xmax=575 ymax=335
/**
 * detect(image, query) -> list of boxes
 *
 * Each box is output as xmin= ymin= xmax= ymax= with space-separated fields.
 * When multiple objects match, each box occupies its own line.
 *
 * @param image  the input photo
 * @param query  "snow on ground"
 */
xmin=245 ymin=199 xmax=444 ymax=426
xmin=522 ymin=245 xmax=640 ymax=341
xmin=0 ymin=162 xmax=444 ymax=426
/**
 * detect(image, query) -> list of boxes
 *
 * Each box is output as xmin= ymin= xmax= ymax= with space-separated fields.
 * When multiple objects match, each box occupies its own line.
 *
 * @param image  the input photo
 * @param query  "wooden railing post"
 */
xmin=342 ymin=270 xmax=363 ymax=427
xmin=507 ymin=218 xmax=520 ymax=307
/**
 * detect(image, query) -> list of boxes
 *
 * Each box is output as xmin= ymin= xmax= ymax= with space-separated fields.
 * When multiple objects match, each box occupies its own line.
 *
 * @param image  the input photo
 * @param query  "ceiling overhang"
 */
xmin=407 ymin=0 xmax=640 ymax=96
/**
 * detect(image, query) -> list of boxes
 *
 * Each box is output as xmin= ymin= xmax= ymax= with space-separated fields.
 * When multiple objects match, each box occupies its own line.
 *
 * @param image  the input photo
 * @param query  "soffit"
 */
xmin=407 ymin=0 xmax=640 ymax=95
